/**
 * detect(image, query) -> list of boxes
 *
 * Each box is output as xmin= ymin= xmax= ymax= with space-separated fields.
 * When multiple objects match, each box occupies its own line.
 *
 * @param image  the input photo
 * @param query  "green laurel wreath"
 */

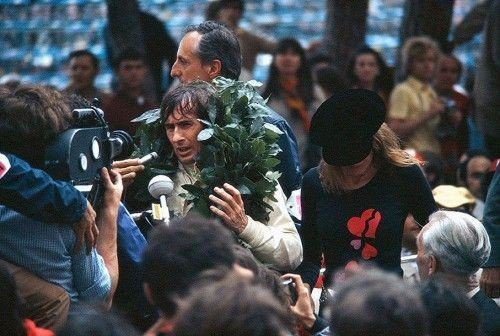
xmin=132 ymin=77 xmax=282 ymax=222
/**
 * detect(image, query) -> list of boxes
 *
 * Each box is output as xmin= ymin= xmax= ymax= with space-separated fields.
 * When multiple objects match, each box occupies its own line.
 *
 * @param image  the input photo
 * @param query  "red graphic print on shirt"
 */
xmin=347 ymin=209 xmax=381 ymax=260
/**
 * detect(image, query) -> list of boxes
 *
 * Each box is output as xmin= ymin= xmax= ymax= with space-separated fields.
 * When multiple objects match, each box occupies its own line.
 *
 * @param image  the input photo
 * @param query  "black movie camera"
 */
xmin=44 ymin=103 xmax=134 ymax=207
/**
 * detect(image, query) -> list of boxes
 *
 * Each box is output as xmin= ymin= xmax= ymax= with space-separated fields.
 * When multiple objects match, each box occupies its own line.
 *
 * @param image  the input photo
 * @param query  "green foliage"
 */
xmin=131 ymin=77 xmax=282 ymax=222
xmin=190 ymin=77 xmax=282 ymax=222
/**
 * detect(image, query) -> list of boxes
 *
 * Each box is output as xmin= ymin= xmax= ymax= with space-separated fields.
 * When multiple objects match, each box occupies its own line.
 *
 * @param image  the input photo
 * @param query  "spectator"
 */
xmin=329 ymin=269 xmax=428 ymax=336
xmin=0 ymin=85 xmax=121 ymax=308
xmin=433 ymin=53 xmax=469 ymax=184
xmin=58 ymin=305 xmax=140 ymax=336
xmin=297 ymin=89 xmax=436 ymax=291
xmin=346 ymin=46 xmax=393 ymax=104
xmin=416 ymin=210 xmax=500 ymax=335
xmin=387 ymin=36 xmax=444 ymax=155
xmin=420 ymin=278 xmax=480 ymax=336
xmin=160 ymin=82 xmax=302 ymax=271
xmin=474 ymin=0 xmax=500 ymax=157
xmin=63 ymin=50 xmax=109 ymax=105
xmin=458 ymin=150 xmax=492 ymax=219
xmin=173 ymin=278 xmax=295 ymax=336
xmin=141 ymin=215 xmax=252 ymax=335
xmin=103 ymin=48 xmax=157 ymax=137
xmin=314 ymin=64 xmax=347 ymax=99
xmin=432 ymin=185 xmax=476 ymax=214
xmin=215 ymin=0 xmax=276 ymax=78
xmin=262 ymin=38 xmax=326 ymax=171
xmin=170 ymin=20 xmax=301 ymax=197
xmin=0 ymin=264 xmax=54 ymax=336
xmin=480 ymin=163 xmax=500 ymax=299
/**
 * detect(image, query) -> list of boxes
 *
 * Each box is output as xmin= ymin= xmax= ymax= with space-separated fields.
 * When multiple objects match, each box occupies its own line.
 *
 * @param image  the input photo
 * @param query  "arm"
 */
xmin=210 ymin=183 xmax=303 ymax=272
xmin=386 ymin=85 xmax=444 ymax=139
xmin=387 ymin=100 xmax=445 ymax=139
xmin=295 ymin=170 xmax=322 ymax=288
xmin=404 ymin=165 xmax=437 ymax=226
xmin=481 ymin=165 xmax=500 ymax=298
xmin=95 ymin=168 xmax=122 ymax=308
xmin=0 ymin=153 xmax=98 ymax=253
xmin=272 ymin=118 xmax=302 ymax=197
xmin=0 ymin=152 xmax=87 ymax=224
xmin=282 ymin=273 xmax=329 ymax=334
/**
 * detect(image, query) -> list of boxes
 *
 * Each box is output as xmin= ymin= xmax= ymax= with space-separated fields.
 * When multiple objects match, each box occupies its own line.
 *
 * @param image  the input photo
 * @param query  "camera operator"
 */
xmin=0 ymin=86 xmax=122 ymax=318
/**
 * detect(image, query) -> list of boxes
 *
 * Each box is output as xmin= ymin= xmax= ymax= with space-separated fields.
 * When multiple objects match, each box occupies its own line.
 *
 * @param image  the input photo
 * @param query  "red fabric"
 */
xmin=24 ymin=319 xmax=54 ymax=336
xmin=103 ymin=91 xmax=157 ymax=136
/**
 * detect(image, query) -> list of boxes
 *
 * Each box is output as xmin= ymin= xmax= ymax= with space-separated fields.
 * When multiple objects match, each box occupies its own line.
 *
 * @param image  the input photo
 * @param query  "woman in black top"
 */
xmin=296 ymin=89 xmax=436 ymax=288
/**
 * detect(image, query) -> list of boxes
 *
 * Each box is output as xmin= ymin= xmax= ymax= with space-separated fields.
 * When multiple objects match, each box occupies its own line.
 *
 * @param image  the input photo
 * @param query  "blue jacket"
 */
xmin=0 ymin=152 xmax=86 ymax=224
xmin=264 ymin=111 xmax=302 ymax=197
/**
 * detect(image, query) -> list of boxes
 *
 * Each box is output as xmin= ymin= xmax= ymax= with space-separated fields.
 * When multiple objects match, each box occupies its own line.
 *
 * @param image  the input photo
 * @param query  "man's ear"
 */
xmin=428 ymin=254 xmax=438 ymax=276
xmin=206 ymin=59 xmax=222 ymax=80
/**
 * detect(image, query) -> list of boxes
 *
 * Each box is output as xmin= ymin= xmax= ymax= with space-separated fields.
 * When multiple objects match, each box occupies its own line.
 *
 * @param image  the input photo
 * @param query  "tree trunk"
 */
xmin=399 ymin=0 xmax=455 ymax=52
xmin=324 ymin=0 xmax=369 ymax=71
xmin=106 ymin=0 xmax=156 ymax=101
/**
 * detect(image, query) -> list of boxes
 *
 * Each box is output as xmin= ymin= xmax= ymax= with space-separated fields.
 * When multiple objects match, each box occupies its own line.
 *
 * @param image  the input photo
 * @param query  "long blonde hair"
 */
xmin=319 ymin=123 xmax=420 ymax=194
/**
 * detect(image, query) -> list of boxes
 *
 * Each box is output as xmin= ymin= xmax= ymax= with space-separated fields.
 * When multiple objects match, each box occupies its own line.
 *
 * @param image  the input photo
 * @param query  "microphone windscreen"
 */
xmin=148 ymin=175 xmax=174 ymax=199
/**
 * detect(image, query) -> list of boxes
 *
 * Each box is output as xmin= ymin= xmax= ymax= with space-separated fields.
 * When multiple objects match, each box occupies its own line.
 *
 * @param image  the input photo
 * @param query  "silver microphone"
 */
xmin=148 ymin=175 xmax=174 ymax=224
xmin=138 ymin=152 xmax=158 ymax=165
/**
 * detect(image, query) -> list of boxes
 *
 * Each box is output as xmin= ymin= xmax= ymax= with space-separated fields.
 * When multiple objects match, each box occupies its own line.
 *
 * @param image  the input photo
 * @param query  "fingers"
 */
xmin=113 ymin=159 xmax=144 ymax=176
xmin=221 ymin=183 xmax=244 ymax=206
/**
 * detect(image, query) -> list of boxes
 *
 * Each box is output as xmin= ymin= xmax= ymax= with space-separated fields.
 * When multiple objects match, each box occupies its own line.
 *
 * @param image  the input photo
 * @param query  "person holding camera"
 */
xmin=433 ymin=53 xmax=470 ymax=183
xmin=387 ymin=36 xmax=445 ymax=155
xmin=0 ymin=86 xmax=122 ymax=312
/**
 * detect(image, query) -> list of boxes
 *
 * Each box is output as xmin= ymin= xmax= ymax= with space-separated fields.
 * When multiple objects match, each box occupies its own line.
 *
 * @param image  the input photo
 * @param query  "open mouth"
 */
xmin=176 ymin=146 xmax=191 ymax=155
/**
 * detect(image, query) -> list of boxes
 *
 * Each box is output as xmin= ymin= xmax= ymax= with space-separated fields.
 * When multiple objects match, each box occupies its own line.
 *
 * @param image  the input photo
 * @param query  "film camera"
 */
xmin=44 ymin=104 xmax=133 ymax=206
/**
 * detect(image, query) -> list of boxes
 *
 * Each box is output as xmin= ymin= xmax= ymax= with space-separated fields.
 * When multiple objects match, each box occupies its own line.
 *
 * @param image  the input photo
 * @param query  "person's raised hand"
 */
xmin=209 ymin=183 xmax=248 ymax=234
xmin=112 ymin=159 xmax=144 ymax=188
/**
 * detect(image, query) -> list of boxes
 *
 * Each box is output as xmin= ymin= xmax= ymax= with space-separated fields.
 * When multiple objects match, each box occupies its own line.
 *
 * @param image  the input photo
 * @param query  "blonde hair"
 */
xmin=319 ymin=124 xmax=420 ymax=194
xmin=401 ymin=36 xmax=441 ymax=77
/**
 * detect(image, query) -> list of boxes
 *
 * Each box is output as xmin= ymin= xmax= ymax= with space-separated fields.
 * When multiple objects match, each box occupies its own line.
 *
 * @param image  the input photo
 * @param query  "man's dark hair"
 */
xmin=58 ymin=305 xmax=141 ymax=336
xmin=219 ymin=0 xmax=245 ymax=12
xmin=329 ymin=269 xmax=428 ymax=336
xmin=160 ymin=80 xmax=215 ymax=122
xmin=112 ymin=47 xmax=145 ymax=70
xmin=185 ymin=21 xmax=241 ymax=80
xmin=0 ymin=85 xmax=73 ymax=167
xmin=173 ymin=279 xmax=295 ymax=336
xmin=142 ymin=215 xmax=237 ymax=317
xmin=68 ymin=49 xmax=99 ymax=70
xmin=420 ymin=278 xmax=480 ymax=336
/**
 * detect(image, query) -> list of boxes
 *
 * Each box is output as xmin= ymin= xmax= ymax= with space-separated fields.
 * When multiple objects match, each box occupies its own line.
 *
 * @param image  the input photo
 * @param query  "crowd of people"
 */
xmin=0 ymin=0 xmax=499 ymax=335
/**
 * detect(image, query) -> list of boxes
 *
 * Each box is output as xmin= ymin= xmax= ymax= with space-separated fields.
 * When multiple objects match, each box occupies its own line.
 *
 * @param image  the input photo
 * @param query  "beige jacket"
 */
xmin=167 ymin=164 xmax=303 ymax=272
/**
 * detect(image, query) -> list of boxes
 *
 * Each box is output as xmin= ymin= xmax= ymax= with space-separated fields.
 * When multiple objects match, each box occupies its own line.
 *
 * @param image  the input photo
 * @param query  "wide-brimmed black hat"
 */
xmin=310 ymin=89 xmax=386 ymax=166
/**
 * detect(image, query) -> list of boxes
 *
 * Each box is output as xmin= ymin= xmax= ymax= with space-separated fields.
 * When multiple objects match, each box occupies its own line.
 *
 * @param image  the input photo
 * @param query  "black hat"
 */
xmin=310 ymin=89 xmax=386 ymax=166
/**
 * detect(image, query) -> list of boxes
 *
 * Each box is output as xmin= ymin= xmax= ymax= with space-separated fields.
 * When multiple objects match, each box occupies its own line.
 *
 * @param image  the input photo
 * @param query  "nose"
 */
xmin=171 ymin=127 xmax=185 ymax=144
xmin=171 ymin=61 xmax=180 ymax=78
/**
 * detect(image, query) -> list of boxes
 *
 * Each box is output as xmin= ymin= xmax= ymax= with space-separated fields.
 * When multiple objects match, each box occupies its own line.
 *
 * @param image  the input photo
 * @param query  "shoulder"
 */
xmin=302 ymin=167 xmax=321 ymax=187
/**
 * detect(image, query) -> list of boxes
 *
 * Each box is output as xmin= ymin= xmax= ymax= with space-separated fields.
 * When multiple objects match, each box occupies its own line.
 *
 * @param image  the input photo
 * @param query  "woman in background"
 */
xmin=262 ymin=38 xmax=325 ymax=171
xmin=346 ymin=46 xmax=393 ymax=104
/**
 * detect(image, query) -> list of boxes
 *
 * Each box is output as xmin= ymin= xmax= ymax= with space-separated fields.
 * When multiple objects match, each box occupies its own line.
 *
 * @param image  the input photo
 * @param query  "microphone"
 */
xmin=148 ymin=175 xmax=174 ymax=224
xmin=138 ymin=152 xmax=158 ymax=165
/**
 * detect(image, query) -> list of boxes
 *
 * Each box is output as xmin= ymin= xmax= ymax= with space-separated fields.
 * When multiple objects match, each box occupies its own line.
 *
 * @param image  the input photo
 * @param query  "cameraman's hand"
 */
xmin=112 ymin=159 xmax=144 ymax=188
xmin=281 ymin=273 xmax=316 ymax=329
xmin=73 ymin=200 xmax=98 ymax=254
xmin=101 ymin=167 xmax=123 ymax=208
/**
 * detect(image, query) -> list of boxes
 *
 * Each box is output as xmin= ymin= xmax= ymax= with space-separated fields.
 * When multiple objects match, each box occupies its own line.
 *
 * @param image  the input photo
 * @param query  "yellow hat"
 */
xmin=432 ymin=185 xmax=476 ymax=209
